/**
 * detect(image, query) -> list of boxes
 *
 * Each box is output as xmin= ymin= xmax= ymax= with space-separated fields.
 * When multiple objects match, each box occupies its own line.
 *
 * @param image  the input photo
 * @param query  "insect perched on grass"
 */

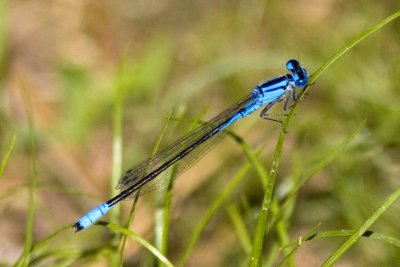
xmin=73 ymin=59 xmax=308 ymax=232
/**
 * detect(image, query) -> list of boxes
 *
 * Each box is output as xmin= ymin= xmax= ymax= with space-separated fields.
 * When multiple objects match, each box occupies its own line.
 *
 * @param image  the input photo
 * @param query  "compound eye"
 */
xmin=286 ymin=59 xmax=308 ymax=87
xmin=286 ymin=59 xmax=299 ymax=72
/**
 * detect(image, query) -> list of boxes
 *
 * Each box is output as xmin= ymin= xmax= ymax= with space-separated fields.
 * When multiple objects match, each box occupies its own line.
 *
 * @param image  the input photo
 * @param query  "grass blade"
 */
xmin=304 ymin=230 xmax=400 ymax=248
xmin=154 ymin=111 xmax=176 ymax=266
xmin=0 ymin=134 xmax=16 ymax=179
xmin=119 ymin=112 xmax=173 ymax=265
xmin=107 ymin=223 xmax=174 ymax=267
xmin=110 ymin=46 xmax=127 ymax=267
xmin=322 ymin=186 xmax=400 ymax=266
xmin=226 ymin=203 xmax=252 ymax=254
xmin=309 ymin=9 xmax=400 ymax=84
xmin=178 ymin=140 xmax=263 ymax=267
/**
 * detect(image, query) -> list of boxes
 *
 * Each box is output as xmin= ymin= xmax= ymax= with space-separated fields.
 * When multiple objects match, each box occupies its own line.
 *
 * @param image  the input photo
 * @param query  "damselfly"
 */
xmin=73 ymin=59 xmax=308 ymax=232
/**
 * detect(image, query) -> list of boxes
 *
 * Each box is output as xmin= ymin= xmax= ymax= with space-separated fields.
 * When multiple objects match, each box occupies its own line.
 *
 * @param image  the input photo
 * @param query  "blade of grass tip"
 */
xmin=110 ymin=47 xmax=127 ymax=267
xmin=292 ymin=10 xmax=400 ymax=109
xmin=178 ymin=142 xmax=264 ymax=267
xmin=13 ymin=78 xmax=38 ymax=267
xmin=307 ymin=9 xmax=400 ymax=92
xmin=322 ymin=185 xmax=400 ymax=267
xmin=277 ymin=223 xmax=322 ymax=267
xmin=119 ymin=111 xmax=173 ymax=265
xmin=107 ymin=223 xmax=174 ymax=267
xmin=304 ymin=230 xmax=400 ymax=248
xmin=0 ymin=134 xmax=16 ymax=179
xmin=249 ymin=10 xmax=400 ymax=266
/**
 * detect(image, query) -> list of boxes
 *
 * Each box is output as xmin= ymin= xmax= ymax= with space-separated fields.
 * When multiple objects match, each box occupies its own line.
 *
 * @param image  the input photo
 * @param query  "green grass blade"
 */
xmin=0 ymin=134 xmax=16 ymax=179
xmin=264 ymin=121 xmax=364 ymax=266
xmin=279 ymin=228 xmax=400 ymax=266
xmin=322 ymin=185 xmax=400 ymax=266
xmin=228 ymin=131 xmax=269 ymax=187
xmin=107 ymin=223 xmax=174 ymax=267
xmin=285 ymin=120 xmax=366 ymax=204
xmin=119 ymin=194 xmax=139 ymax=265
xmin=227 ymin=203 xmax=252 ymax=254
xmin=110 ymin=46 xmax=127 ymax=267
xmin=154 ymin=111 xmax=176 ymax=266
xmin=119 ymin=112 xmax=173 ymax=265
xmin=156 ymin=168 xmax=175 ymax=266
xmin=156 ymin=108 xmax=205 ymax=267
xmin=277 ymin=224 xmax=322 ymax=267
xmin=149 ymin=107 xmax=207 ymax=265
xmin=111 ymin=51 xmax=126 ymax=224
xmin=309 ymin=9 xmax=400 ymax=84
xmin=305 ymin=230 xmax=400 ymax=248
xmin=249 ymin=125 xmax=286 ymax=267
xmin=178 ymin=142 xmax=263 ymax=267
xmin=231 ymin=130 xmax=294 ymax=265
xmin=271 ymin=200 xmax=295 ymax=267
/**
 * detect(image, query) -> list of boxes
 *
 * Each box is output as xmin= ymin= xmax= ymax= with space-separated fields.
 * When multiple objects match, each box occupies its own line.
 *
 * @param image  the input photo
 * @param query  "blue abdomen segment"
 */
xmin=73 ymin=202 xmax=111 ymax=232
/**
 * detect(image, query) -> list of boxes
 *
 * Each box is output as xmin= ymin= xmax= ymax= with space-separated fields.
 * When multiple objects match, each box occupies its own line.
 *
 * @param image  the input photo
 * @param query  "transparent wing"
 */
xmin=116 ymin=95 xmax=254 ymax=196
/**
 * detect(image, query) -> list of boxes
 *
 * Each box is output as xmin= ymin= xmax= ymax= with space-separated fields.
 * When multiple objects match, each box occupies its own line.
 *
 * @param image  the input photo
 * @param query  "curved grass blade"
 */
xmin=178 ymin=135 xmax=263 ymax=267
xmin=227 ymin=203 xmax=252 ymax=254
xmin=309 ymin=9 xmax=400 ymax=85
xmin=106 ymin=222 xmax=174 ymax=267
xmin=305 ymin=230 xmax=400 ymax=248
xmin=322 ymin=185 xmax=400 ymax=266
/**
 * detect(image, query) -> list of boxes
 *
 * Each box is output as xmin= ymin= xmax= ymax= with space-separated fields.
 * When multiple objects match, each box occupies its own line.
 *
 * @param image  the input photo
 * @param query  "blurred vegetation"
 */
xmin=0 ymin=1 xmax=399 ymax=266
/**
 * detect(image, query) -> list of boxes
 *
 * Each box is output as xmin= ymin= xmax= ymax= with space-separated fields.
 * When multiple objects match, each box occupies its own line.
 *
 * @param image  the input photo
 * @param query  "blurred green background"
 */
xmin=1 ymin=1 xmax=399 ymax=266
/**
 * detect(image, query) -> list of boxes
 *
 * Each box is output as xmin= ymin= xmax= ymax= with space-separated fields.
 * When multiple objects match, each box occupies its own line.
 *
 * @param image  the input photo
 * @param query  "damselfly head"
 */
xmin=286 ymin=59 xmax=308 ymax=87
